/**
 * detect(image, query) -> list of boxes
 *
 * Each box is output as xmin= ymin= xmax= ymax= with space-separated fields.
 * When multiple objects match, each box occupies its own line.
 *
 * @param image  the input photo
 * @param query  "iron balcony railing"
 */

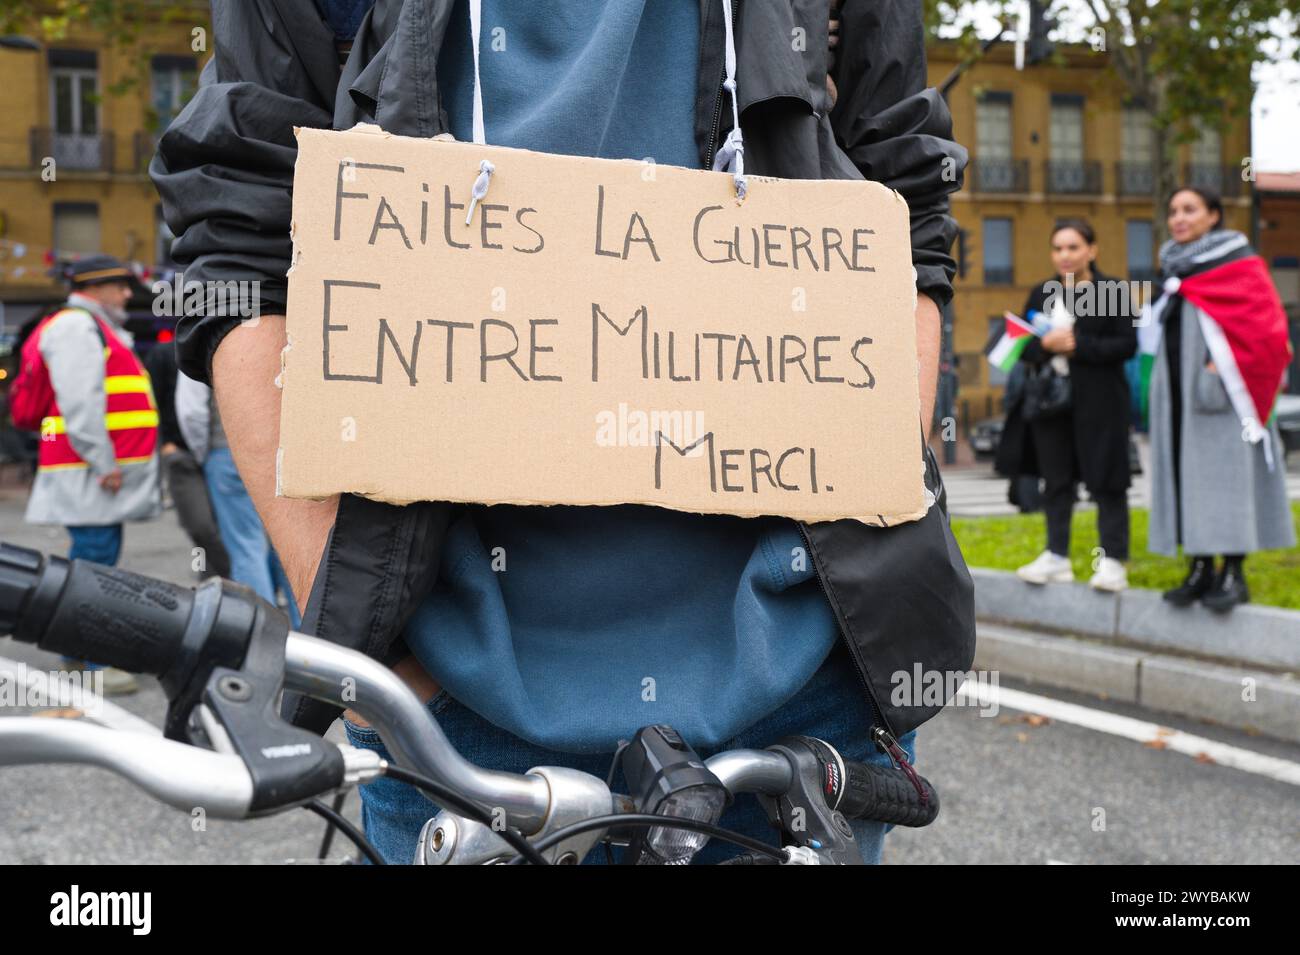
xmin=969 ymin=158 xmax=1030 ymax=194
xmin=1184 ymin=163 xmax=1244 ymax=199
xmin=29 ymin=128 xmax=115 ymax=173
xmin=1115 ymin=162 xmax=1155 ymax=197
xmin=1044 ymin=159 xmax=1103 ymax=195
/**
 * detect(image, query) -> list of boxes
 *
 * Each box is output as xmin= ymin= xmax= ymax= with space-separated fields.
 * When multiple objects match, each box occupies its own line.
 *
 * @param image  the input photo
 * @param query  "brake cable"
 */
xmin=383 ymin=764 xmax=550 ymax=865
xmin=505 ymin=813 xmax=789 ymax=865
xmin=304 ymin=799 xmax=385 ymax=866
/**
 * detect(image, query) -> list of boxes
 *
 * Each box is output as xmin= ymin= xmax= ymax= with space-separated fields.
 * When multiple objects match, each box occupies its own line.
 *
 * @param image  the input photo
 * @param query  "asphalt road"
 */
xmin=1 ymin=496 xmax=1297 ymax=864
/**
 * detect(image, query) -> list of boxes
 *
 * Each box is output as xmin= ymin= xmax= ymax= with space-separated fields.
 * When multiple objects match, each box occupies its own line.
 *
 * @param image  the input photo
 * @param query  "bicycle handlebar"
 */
xmin=0 ymin=541 xmax=197 ymax=677
xmin=0 ymin=542 xmax=940 ymax=861
xmin=0 ymin=718 xmax=254 ymax=816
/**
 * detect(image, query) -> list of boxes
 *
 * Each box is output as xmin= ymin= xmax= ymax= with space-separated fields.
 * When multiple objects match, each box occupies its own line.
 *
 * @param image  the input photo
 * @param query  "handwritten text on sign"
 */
xmin=279 ymin=125 xmax=922 ymax=524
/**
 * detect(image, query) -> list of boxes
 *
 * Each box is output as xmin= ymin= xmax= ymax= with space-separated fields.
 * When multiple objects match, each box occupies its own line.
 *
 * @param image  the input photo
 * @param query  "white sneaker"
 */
xmin=1016 ymin=550 xmax=1074 ymax=585
xmin=1089 ymin=557 xmax=1128 ymax=593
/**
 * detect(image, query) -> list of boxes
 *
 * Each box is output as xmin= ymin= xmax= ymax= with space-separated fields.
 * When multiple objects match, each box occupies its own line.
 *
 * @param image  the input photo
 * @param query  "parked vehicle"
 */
xmin=969 ymin=417 xmax=1003 ymax=461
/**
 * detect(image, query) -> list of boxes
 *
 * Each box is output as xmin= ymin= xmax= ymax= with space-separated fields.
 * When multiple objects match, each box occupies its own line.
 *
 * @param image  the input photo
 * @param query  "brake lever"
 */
xmin=182 ymin=585 xmax=347 ymax=815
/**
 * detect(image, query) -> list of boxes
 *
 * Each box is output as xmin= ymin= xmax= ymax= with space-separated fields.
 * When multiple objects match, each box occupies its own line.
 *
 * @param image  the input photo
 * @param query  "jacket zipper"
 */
xmin=703 ymin=0 xmax=739 ymax=166
xmin=704 ymin=77 xmax=725 ymax=166
xmin=796 ymin=523 xmax=928 ymax=804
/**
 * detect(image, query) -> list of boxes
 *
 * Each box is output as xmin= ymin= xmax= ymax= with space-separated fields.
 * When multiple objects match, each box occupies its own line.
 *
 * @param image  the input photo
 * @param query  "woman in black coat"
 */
xmin=997 ymin=219 xmax=1138 ymax=590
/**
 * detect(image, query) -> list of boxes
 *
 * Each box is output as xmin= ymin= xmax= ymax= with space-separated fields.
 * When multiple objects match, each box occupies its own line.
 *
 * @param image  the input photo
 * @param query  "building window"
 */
xmin=982 ymin=218 xmax=1014 ymax=285
xmin=1050 ymin=94 xmax=1085 ymax=161
xmin=1186 ymin=121 xmax=1224 ymax=192
xmin=53 ymin=202 xmax=101 ymax=256
xmin=1191 ymin=121 xmax=1221 ymax=167
xmin=1121 ymin=108 xmax=1154 ymax=163
xmin=1186 ymin=120 xmax=1239 ymax=196
xmin=48 ymin=50 xmax=102 ymax=170
xmin=972 ymin=92 xmax=1026 ymax=192
xmin=977 ymin=93 xmax=1013 ymax=159
xmin=1046 ymin=94 xmax=1098 ymax=193
xmin=1118 ymin=106 xmax=1155 ymax=195
xmin=150 ymin=55 xmax=198 ymax=131
xmin=1126 ymin=220 xmax=1155 ymax=283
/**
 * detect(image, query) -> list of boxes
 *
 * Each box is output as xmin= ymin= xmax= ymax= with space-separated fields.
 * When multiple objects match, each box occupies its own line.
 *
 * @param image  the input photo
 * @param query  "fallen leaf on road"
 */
xmin=32 ymin=707 xmax=83 ymax=719
xmin=1195 ymin=752 xmax=1216 ymax=765
xmin=1015 ymin=732 xmax=1029 ymax=743
xmin=1143 ymin=739 xmax=1168 ymax=750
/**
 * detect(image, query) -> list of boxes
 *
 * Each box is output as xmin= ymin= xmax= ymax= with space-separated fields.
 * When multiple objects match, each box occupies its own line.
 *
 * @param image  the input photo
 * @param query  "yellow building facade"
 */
xmin=927 ymin=43 xmax=1252 ymax=420
xmin=0 ymin=27 xmax=1253 ymax=400
xmin=0 ymin=22 xmax=203 ymax=329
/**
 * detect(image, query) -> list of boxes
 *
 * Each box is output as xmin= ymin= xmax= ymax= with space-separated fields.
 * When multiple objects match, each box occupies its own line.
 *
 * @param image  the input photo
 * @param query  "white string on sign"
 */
xmin=465 ymin=0 xmax=495 ymax=222
xmin=710 ymin=0 xmax=746 ymax=200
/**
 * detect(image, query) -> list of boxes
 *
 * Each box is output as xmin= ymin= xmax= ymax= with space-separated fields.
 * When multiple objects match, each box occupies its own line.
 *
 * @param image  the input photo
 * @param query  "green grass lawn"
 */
xmin=951 ymin=503 xmax=1300 ymax=610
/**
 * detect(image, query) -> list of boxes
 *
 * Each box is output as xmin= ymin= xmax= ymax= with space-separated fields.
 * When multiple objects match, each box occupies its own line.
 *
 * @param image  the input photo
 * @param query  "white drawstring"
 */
xmin=465 ymin=0 xmax=495 ymax=221
xmin=710 ymin=0 xmax=746 ymax=200
xmin=469 ymin=0 xmax=486 ymax=146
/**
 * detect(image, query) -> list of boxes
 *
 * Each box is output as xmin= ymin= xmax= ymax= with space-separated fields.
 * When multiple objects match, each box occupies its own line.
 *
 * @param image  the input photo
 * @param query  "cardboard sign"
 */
xmin=279 ymin=124 xmax=923 ymax=525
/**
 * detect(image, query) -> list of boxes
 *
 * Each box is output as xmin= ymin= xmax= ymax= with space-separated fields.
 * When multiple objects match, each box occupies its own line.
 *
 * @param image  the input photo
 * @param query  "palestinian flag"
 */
xmin=1139 ymin=246 xmax=1291 ymax=444
xmin=985 ymin=311 xmax=1039 ymax=373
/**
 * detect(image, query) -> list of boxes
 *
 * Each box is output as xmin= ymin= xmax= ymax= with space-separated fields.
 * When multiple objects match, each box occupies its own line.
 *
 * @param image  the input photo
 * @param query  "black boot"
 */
xmin=1202 ymin=556 xmax=1249 ymax=613
xmin=1162 ymin=556 xmax=1215 ymax=607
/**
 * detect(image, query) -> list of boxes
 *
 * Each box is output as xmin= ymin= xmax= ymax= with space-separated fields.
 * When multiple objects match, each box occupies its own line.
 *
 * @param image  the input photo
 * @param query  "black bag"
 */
xmin=1022 ymin=364 xmax=1072 ymax=421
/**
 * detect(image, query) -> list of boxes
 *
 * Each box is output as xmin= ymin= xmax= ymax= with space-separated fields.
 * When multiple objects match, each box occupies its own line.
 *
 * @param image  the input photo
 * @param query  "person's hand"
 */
xmin=1041 ymin=328 xmax=1076 ymax=355
xmin=98 ymin=468 xmax=123 ymax=493
xmin=1205 ymin=360 xmax=1218 ymax=374
xmin=160 ymin=442 xmax=180 ymax=456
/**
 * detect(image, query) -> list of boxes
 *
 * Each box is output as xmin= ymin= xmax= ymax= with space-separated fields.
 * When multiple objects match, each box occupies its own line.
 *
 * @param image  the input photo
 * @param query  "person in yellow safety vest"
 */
xmin=22 ymin=255 xmax=162 ymax=694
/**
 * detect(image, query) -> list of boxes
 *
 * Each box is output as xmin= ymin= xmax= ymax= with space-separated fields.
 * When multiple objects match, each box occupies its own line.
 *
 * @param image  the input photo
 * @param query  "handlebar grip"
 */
xmin=1 ymin=543 xmax=194 ymax=676
xmin=839 ymin=759 xmax=940 ymax=827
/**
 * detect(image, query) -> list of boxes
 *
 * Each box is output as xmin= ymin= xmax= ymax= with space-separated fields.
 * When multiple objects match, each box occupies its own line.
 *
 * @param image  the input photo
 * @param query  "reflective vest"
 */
xmin=33 ymin=308 xmax=159 ymax=472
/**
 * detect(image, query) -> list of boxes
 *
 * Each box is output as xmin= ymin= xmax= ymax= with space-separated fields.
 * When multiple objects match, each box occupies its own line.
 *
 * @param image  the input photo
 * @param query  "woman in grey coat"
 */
xmin=1144 ymin=186 xmax=1295 ymax=611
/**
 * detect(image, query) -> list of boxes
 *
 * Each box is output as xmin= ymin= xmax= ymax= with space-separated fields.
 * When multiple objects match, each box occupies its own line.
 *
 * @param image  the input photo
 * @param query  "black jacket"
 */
xmin=144 ymin=342 xmax=187 ymax=452
xmin=151 ymin=0 xmax=974 ymax=743
xmin=996 ymin=271 xmax=1138 ymax=492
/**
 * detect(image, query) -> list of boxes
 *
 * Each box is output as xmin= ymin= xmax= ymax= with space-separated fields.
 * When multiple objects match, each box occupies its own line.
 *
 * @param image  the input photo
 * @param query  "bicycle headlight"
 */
xmin=620 ymin=724 xmax=727 ymax=865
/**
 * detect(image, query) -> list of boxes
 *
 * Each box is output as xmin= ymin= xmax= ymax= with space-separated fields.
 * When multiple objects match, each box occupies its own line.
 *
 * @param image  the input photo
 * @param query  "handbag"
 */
xmin=1021 ymin=364 xmax=1072 ymax=421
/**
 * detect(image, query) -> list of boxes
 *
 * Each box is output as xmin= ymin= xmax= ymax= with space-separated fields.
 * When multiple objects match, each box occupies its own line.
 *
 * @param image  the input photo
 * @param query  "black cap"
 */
xmin=62 ymin=254 xmax=133 ymax=288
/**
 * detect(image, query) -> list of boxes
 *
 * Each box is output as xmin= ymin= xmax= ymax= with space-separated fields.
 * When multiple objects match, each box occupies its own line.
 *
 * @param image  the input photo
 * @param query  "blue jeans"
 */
xmin=64 ymin=524 xmax=124 ymax=670
xmin=343 ymin=643 xmax=918 ymax=865
xmin=68 ymin=523 xmax=122 ymax=565
xmin=203 ymin=447 xmax=301 ymax=628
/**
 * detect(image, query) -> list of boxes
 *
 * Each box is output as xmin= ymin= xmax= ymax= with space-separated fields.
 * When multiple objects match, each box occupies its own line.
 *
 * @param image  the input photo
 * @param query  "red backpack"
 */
xmin=9 ymin=308 xmax=106 ymax=433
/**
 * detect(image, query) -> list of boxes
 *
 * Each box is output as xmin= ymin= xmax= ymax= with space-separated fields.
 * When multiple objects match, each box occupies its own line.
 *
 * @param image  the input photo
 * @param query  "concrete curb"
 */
xmin=972 ymin=567 xmax=1300 ymax=672
xmin=975 ymin=623 xmax=1300 ymax=744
